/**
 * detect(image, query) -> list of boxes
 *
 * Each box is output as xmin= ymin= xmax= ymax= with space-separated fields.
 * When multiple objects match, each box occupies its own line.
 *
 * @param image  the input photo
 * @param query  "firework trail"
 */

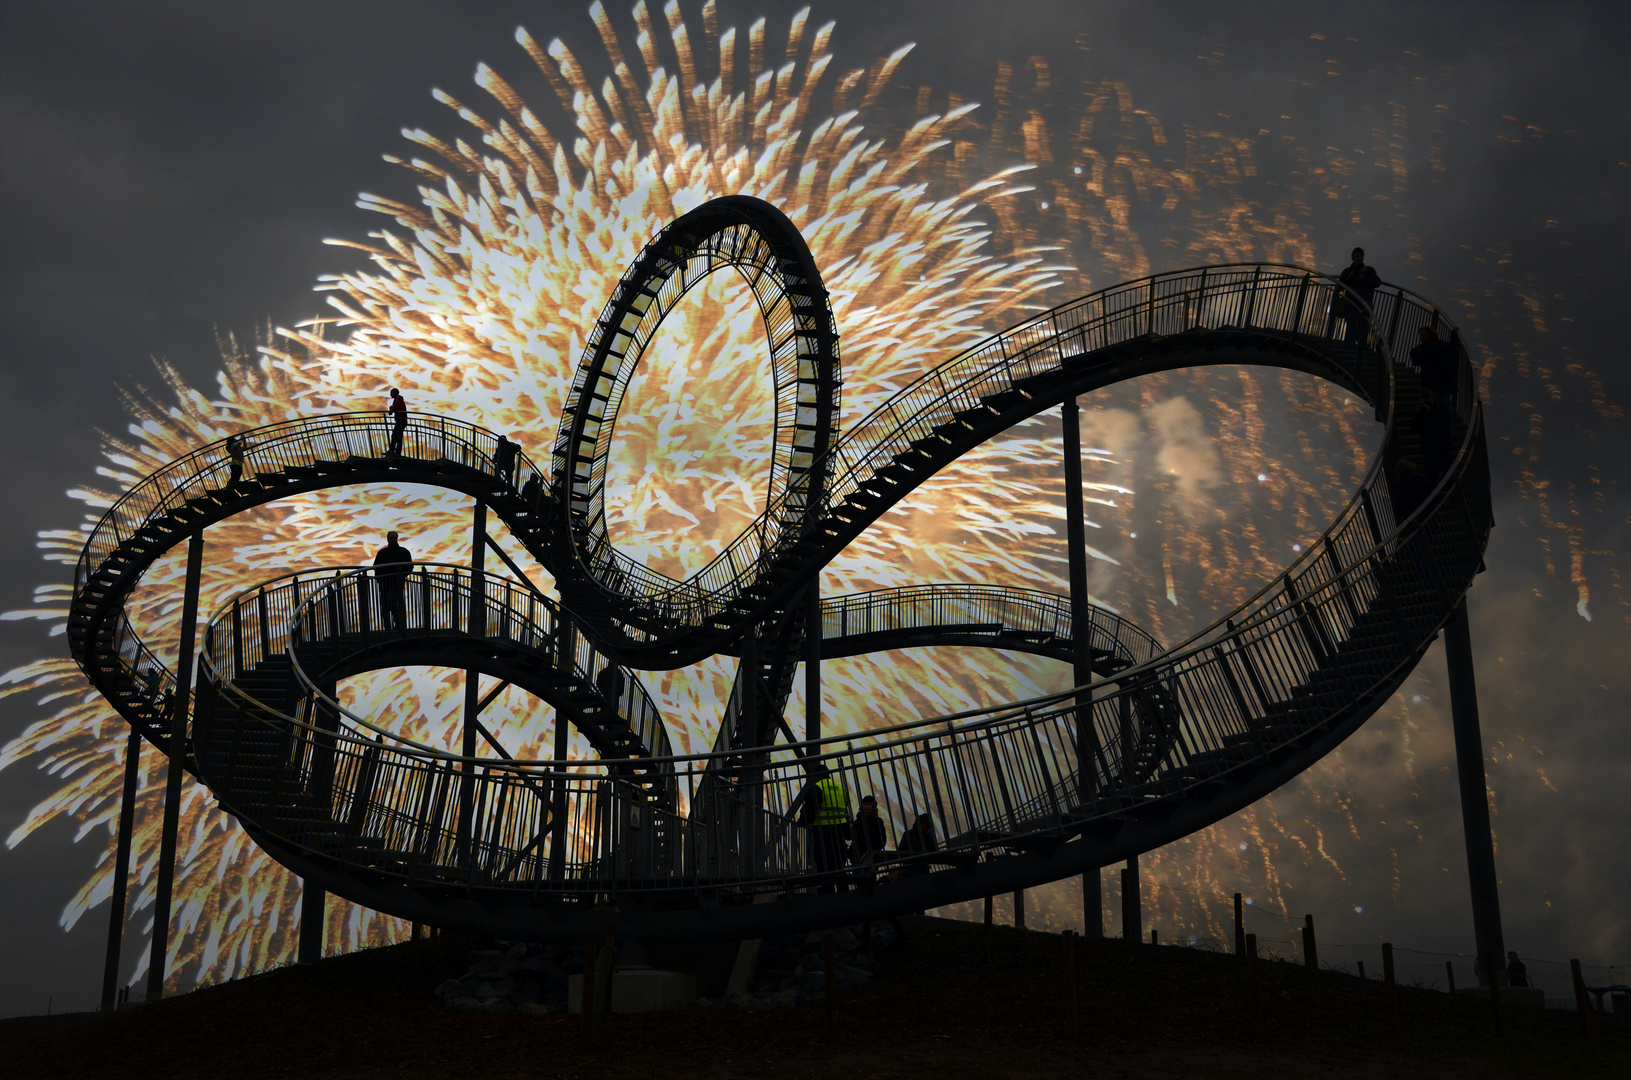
xmin=2 ymin=3 xmax=1620 ymax=988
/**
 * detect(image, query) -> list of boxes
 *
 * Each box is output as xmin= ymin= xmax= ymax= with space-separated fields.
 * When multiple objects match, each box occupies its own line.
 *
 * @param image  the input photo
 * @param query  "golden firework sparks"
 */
xmin=2 ymin=3 xmax=1617 ymax=988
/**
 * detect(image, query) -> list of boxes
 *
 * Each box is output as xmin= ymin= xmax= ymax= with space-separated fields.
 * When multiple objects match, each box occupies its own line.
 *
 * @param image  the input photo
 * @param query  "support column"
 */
xmin=1444 ymin=598 xmax=1506 ymax=977
xmin=298 ymin=881 xmax=325 ymax=963
xmin=1063 ymin=397 xmax=1103 ymax=938
xmin=146 ymin=529 xmax=203 ymax=1002
xmin=804 ymin=584 xmax=820 ymax=744
xmin=458 ymin=499 xmax=487 ymax=871
xmin=100 ymin=727 xmax=141 ymax=1011
xmin=1082 ymin=870 xmax=1102 ymax=939
xmin=1122 ymin=856 xmax=1142 ymax=943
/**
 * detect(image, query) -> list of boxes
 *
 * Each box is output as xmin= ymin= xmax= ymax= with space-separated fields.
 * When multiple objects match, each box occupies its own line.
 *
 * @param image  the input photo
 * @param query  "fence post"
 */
xmin=1383 ymin=942 xmax=1399 ymax=1041
xmin=984 ymin=894 xmax=994 ymax=931
xmin=1246 ymin=933 xmax=1263 ymax=1039
xmin=1484 ymin=951 xmax=1504 ymax=1038
xmin=1234 ymin=892 xmax=1245 ymax=958
xmin=581 ymin=938 xmax=596 ymax=1048
xmin=1063 ymin=930 xmax=1079 ymax=1039
xmin=1445 ymin=960 xmax=1456 ymax=994
xmin=1570 ymin=959 xmax=1592 ymax=1038
xmin=1014 ymin=889 xmax=1026 ymax=930
xmin=1302 ymin=914 xmax=1318 ymax=970
xmin=823 ymin=931 xmax=836 ymax=1042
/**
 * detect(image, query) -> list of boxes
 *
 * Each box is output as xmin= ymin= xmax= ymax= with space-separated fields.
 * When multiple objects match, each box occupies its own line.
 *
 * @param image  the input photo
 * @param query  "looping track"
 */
xmin=69 ymin=197 xmax=1492 ymax=943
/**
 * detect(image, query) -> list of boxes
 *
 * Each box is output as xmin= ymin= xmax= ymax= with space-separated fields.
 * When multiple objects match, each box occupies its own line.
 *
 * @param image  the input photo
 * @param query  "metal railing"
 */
xmin=69 ymin=263 xmax=1492 ymax=919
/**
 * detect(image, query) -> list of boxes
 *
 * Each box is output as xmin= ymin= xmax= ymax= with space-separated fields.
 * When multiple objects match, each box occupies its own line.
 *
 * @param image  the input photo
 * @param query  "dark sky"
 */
xmin=2 ymin=1 xmax=1627 ymax=1017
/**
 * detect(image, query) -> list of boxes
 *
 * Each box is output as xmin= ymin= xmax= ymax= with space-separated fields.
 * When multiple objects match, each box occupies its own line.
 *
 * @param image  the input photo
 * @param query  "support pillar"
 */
xmin=100 ymin=727 xmax=141 ymax=1011
xmin=457 ymin=499 xmax=487 ymax=871
xmin=1122 ymin=856 xmax=1142 ymax=943
xmin=1082 ymin=870 xmax=1102 ymax=939
xmin=805 ymin=584 xmax=820 ymax=744
xmin=1444 ymin=598 xmax=1506 ymax=976
xmin=146 ymin=529 xmax=203 ymax=1002
xmin=298 ymin=880 xmax=325 ymax=963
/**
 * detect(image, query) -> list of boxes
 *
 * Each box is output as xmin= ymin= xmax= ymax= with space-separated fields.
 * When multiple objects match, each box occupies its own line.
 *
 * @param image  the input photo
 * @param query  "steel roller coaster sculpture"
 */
xmin=69 ymin=196 xmax=1492 ymax=946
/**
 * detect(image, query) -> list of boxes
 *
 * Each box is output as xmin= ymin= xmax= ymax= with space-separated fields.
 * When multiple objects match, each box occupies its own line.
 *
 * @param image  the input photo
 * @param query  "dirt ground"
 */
xmin=6 ymin=915 xmax=1626 ymax=1080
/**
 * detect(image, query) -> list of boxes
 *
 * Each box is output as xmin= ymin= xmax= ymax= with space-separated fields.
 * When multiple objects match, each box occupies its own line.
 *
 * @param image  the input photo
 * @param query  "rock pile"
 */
xmin=693 ymin=921 xmax=898 ymax=1011
xmin=433 ymin=942 xmax=573 ymax=1015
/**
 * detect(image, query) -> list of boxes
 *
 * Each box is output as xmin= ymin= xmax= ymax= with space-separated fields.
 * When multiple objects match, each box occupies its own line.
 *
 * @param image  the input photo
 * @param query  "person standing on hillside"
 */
xmin=1337 ymin=247 xmax=1381 ymax=347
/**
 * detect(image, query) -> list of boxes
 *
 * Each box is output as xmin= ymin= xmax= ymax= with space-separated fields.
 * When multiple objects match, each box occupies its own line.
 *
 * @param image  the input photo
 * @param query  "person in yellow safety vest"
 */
xmin=799 ymin=764 xmax=851 ymax=891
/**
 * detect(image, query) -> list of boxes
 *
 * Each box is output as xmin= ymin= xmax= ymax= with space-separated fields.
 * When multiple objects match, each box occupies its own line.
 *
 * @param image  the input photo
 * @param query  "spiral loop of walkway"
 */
xmin=68 ymin=198 xmax=1492 ymax=944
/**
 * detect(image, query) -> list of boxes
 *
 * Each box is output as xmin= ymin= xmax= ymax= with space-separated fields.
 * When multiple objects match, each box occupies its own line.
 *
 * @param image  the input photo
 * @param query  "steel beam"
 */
xmin=100 ymin=727 xmax=141 ymax=1011
xmin=458 ymin=499 xmax=487 ymax=870
xmin=1444 ymin=598 xmax=1506 ymax=976
xmin=145 ymin=528 xmax=203 ymax=1002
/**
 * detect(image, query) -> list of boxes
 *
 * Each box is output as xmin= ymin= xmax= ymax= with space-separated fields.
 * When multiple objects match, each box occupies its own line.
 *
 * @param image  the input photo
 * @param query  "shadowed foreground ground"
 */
xmin=6 ymin=915 xmax=1626 ymax=1079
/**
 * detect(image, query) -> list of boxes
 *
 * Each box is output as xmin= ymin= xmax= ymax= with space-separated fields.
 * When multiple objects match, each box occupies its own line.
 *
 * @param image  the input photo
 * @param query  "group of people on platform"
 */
xmin=798 ymin=765 xmax=938 ymax=890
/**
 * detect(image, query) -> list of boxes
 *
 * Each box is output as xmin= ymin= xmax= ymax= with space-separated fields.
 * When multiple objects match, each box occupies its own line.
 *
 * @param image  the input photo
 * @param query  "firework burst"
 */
xmin=4 ymin=2 xmax=1620 ymax=991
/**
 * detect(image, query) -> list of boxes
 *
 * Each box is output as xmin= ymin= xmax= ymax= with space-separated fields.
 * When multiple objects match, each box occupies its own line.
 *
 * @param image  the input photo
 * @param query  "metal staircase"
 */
xmin=67 ymin=196 xmax=1491 ymax=944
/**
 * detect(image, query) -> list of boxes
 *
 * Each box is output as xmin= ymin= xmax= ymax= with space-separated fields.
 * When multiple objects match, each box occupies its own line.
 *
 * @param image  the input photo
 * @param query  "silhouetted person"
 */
xmin=521 ymin=471 xmax=541 ymax=509
xmin=1413 ymin=389 xmax=1455 ymax=480
xmin=595 ymin=663 xmax=625 ymax=707
xmin=386 ymin=389 xmax=407 ymax=457
xmin=850 ymin=794 xmax=889 ymax=867
xmin=1506 ymin=951 xmax=1528 ymax=988
xmin=374 ymin=530 xmax=413 ymax=630
xmin=1338 ymin=247 xmax=1381 ymax=348
xmin=225 ymin=435 xmax=247 ymax=486
xmin=798 ymin=764 xmax=851 ymax=890
xmin=1410 ymin=325 xmax=1459 ymax=406
xmin=494 ymin=433 xmax=517 ymax=483
xmin=897 ymin=812 xmax=938 ymax=878
xmin=1391 ymin=458 xmax=1435 ymax=527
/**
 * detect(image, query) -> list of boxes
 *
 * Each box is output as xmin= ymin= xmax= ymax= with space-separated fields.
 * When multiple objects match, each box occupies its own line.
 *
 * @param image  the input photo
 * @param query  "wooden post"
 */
xmin=1246 ymin=933 xmax=1263 ymax=1039
xmin=1014 ymin=889 xmax=1026 ymax=930
xmin=1383 ymin=942 xmax=1399 ymax=1040
xmin=1484 ymin=950 xmax=1504 ymax=1037
xmin=581 ymin=939 xmax=596 ymax=1047
xmin=984 ymin=894 xmax=994 ymax=931
xmin=1234 ymin=892 xmax=1245 ymax=957
xmin=1571 ymin=959 xmax=1592 ymax=1038
xmin=1063 ymin=930 xmax=1079 ymax=1039
xmin=1302 ymin=914 xmax=1319 ymax=970
xmin=1150 ymin=928 xmax=1158 ymax=946
xmin=1445 ymin=960 xmax=1457 ymax=993
xmin=823 ymin=931 xmax=836 ymax=1041
xmin=602 ymin=928 xmax=617 ymax=1021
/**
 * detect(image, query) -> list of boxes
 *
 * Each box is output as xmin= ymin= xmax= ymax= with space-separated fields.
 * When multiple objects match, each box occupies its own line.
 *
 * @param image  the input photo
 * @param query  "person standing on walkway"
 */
xmin=225 ymin=434 xmax=248 ymax=486
xmin=494 ymin=433 xmax=517 ymax=483
xmin=799 ymin=764 xmax=851 ymax=891
xmin=1337 ymin=247 xmax=1381 ymax=348
xmin=850 ymin=794 xmax=889 ymax=869
xmin=1411 ymin=325 xmax=1460 ymax=408
xmin=386 ymin=389 xmax=408 ymax=457
xmin=374 ymin=530 xmax=413 ymax=630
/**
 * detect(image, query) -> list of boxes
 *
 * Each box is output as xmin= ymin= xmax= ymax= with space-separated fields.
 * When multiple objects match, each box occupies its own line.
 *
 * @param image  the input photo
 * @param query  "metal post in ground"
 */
xmin=1234 ymin=892 xmax=1245 ymax=957
xmin=1484 ymin=950 xmax=1504 ymax=1037
xmin=1014 ymin=888 xmax=1026 ymax=930
xmin=146 ymin=529 xmax=204 ymax=1003
xmin=1122 ymin=860 xmax=1141 ymax=942
xmin=1444 ymin=599 xmax=1506 ymax=977
xmin=984 ymin=894 xmax=993 ymax=931
xmin=1246 ymin=933 xmax=1263 ymax=1039
xmin=823 ymin=931 xmax=836 ymax=1041
xmin=1383 ymin=942 xmax=1399 ymax=1040
xmin=1303 ymin=914 xmax=1319 ymax=970
xmin=1083 ymin=870 xmax=1102 ymax=938
xmin=1063 ymin=930 xmax=1079 ymax=1039
xmin=1446 ymin=960 xmax=1457 ymax=993
xmin=1570 ymin=959 xmax=1592 ymax=1038
xmin=1062 ymin=398 xmax=1100 ymax=812
xmin=100 ymin=727 xmax=141 ymax=1012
